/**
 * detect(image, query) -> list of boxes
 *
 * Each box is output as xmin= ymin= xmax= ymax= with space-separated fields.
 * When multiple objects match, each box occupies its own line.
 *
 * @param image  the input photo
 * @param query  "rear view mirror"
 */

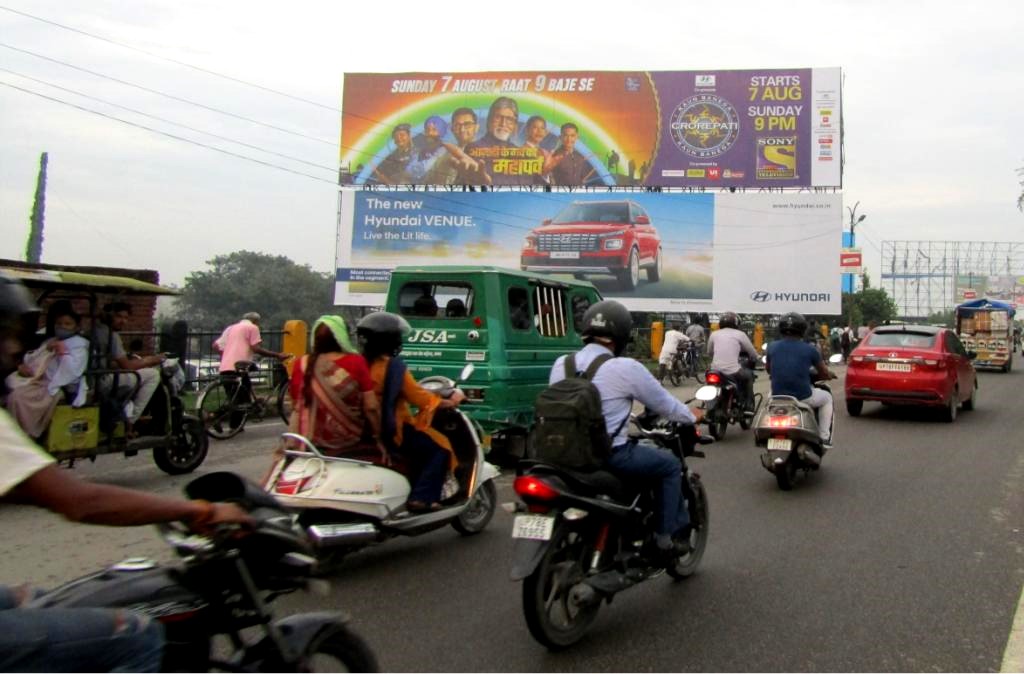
xmin=761 ymin=343 xmax=768 ymax=352
xmin=828 ymin=354 xmax=843 ymax=364
xmin=459 ymin=363 xmax=475 ymax=381
xmin=695 ymin=385 xmax=718 ymax=402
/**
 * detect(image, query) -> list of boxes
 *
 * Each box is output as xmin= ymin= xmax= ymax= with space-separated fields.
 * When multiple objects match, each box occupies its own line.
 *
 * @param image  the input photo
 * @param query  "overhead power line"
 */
xmin=0 ymin=67 xmax=337 ymax=173
xmin=0 ymin=4 xmax=341 ymax=112
xmin=0 ymin=42 xmax=336 ymax=145
xmin=0 ymin=80 xmax=337 ymax=184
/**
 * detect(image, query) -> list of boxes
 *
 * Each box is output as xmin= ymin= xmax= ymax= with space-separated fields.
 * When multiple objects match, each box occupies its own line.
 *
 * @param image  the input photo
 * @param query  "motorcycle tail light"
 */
xmin=767 ymin=415 xmax=800 ymax=428
xmin=514 ymin=476 xmax=560 ymax=501
xmin=705 ymin=372 xmax=721 ymax=385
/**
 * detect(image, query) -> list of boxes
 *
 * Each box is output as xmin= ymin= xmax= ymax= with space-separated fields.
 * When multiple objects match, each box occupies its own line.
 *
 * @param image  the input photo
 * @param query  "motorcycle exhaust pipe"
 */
xmin=307 ymin=522 xmax=380 ymax=549
xmin=798 ymin=446 xmax=821 ymax=467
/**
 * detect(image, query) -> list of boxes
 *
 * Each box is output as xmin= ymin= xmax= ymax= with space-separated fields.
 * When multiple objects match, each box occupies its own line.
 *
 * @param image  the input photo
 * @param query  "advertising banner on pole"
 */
xmin=335 ymin=191 xmax=841 ymax=315
xmin=840 ymin=248 xmax=863 ymax=275
xmin=340 ymin=68 xmax=841 ymax=190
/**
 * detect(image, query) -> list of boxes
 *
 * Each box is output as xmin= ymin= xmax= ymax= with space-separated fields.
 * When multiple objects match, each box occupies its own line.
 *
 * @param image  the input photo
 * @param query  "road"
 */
xmin=3 ymin=364 xmax=1023 ymax=671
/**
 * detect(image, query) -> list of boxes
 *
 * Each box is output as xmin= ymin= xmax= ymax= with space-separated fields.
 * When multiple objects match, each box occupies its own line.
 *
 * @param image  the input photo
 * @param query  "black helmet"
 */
xmin=356 ymin=311 xmax=411 ymax=358
xmin=778 ymin=311 xmax=807 ymax=337
xmin=719 ymin=311 xmax=739 ymax=329
xmin=581 ymin=300 xmax=632 ymax=356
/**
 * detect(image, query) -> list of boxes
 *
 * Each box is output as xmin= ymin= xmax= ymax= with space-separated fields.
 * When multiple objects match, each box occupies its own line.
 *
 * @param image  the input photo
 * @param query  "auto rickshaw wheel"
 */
xmin=153 ymin=414 xmax=209 ymax=474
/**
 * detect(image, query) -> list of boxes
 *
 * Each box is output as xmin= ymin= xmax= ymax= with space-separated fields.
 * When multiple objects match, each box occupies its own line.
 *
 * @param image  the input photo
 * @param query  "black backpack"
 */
xmin=527 ymin=353 xmax=620 ymax=471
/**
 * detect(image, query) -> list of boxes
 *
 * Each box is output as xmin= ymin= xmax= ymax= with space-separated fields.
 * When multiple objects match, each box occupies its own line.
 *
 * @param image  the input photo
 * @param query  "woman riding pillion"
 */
xmin=549 ymin=300 xmax=704 ymax=566
xmin=357 ymin=312 xmax=466 ymax=513
xmin=285 ymin=316 xmax=383 ymax=461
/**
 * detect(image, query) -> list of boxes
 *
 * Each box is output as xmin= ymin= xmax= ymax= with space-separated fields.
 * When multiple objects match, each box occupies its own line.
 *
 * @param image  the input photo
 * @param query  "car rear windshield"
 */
xmin=867 ymin=332 xmax=937 ymax=348
xmin=551 ymin=202 xmax=630 ymax=225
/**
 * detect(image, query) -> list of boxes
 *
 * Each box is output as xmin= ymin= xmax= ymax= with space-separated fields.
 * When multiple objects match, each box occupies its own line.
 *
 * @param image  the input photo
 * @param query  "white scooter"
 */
xmin=264 ymin=365 xmax=499 ymax=569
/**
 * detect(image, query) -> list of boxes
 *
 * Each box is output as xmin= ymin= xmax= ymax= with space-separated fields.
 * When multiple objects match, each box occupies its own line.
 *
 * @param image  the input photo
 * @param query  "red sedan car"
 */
xmin=844 ymin=324 xmax=978 ymax=422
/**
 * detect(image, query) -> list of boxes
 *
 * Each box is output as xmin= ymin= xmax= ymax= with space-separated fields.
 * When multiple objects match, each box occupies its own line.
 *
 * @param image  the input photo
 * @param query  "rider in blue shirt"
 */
xmin=765 ymin=312 xmax=836 ymax=449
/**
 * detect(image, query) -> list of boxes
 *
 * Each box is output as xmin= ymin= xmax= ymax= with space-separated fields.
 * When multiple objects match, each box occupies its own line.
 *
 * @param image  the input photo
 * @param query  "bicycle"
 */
xmin=196 ymin=357 xmax=293 ymax=439
xmin=666 ymin=341 xmax=707 ymax=386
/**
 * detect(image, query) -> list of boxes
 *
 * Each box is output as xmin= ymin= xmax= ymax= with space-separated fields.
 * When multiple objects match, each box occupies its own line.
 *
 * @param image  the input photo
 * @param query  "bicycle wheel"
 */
xmin=667 ymin=357 xmax=683 ymax=387
xmin=197 ymin=380 xmax=247 ymax=439
xmin=276 ymin=380 xmax=293 ymax=425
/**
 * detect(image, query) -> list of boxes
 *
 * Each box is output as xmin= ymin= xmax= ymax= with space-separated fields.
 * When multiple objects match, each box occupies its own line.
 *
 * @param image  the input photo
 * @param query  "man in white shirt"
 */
xmin=657 ymin=322 xmax=690 ymax=383
xmin=707 ymin=311 xmax=760 ymax=414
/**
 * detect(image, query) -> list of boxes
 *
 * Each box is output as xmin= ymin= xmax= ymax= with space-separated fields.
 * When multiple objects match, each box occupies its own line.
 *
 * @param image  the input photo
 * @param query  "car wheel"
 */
xmin=616 ymin=248 xmax=640 ymax=291
xmin=846 ymin=399 xmax=863 ymax=417
xmin=647 ymin=247 xmax=663 ymax=283
xmin=942 ymin=386 xmax=958 ymax=423
xmin=962 ymin=379 xmax=977 ymax=411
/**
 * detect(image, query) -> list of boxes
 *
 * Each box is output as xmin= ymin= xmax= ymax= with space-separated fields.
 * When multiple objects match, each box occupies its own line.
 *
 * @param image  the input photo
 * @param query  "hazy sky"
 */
xmin=1 ymin=0 xmax=1021 ymax=287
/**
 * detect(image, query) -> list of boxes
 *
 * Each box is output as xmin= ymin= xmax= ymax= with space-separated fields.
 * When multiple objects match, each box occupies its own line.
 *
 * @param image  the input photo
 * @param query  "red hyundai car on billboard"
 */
xmin=844 ymin=324 xmax=978 ymax=422
xmin=520 ymin=200 xmax=662 ymax=291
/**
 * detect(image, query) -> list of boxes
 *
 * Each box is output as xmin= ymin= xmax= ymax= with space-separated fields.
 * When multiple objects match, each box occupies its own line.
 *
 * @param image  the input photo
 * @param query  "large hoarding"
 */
xmin=340 ymin=68 xmax=841 ymax=189
xmin=335 ymin=191 xmax=842 ymax=315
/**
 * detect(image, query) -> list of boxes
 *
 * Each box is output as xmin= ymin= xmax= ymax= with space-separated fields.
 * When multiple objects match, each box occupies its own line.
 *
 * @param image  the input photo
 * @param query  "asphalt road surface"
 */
xmin=3 ymin=364 xmax=1023 ymax=671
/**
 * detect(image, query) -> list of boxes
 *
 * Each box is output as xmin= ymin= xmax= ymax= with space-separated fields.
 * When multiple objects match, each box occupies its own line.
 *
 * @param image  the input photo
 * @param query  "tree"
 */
xmin=841 ymin=283 xmax=899 ymax=327
xmin=175 ymin=251 xmax=338 ymax=330
xmin=25 ymin=152 xmax=48 ymax=263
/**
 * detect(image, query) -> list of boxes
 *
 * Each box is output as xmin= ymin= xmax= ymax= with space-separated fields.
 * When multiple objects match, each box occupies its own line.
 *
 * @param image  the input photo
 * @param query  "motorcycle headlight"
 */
xmin=603 ymin=238 xmax=624 ymax=250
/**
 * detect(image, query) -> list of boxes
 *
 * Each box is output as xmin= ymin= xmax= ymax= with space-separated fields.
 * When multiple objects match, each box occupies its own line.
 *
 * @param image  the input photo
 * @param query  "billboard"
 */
xmin=339 ymin=68 xmax=841 ymax=190
xmin=335 ymin=191 xmax=842 ymax=315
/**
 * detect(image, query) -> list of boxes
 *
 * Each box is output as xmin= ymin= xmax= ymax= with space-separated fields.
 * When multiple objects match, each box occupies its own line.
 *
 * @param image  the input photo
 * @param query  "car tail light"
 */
xmin=850 ymin=355 xmax=865 ymax=363
xmin=513 ymin=476 xmax=560 ymax=501
xmin=705 ymin=372 xmax=722 ymax=385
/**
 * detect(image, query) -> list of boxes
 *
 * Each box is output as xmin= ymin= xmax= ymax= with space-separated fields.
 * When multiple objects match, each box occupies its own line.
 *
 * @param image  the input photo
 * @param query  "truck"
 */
xmin=955 ymin=298 xmax=1015 ymax=372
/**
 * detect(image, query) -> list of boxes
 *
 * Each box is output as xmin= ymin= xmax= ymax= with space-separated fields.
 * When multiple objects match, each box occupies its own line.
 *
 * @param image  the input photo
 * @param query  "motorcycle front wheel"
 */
xmin=269 ymin=622 xmax=379 ymax=673
xmin=523 ymin=525 xmax=599 ymax=650
xmin=452 ymin=480 xmax=497 ymax=535
xmin=668 ymin=475 xmax=709 ymax=580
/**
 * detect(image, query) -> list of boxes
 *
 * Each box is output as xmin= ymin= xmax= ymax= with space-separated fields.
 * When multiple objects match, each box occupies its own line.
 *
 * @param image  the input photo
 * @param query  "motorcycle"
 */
xmin=754 ymin=354 xmax=843 ymax=490
xmin=508 ymin=412 xmax=713 ymax=650
xmin=27 ymin=472 xmax=378 ymax=672
xmin=697 ymin=354 xmax=762 ymax=440
xmin=264 ymin=365 xmax=500 ymax=571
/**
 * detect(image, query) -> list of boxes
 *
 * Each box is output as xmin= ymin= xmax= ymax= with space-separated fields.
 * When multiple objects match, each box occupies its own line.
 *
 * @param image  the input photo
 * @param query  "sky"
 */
xmin=1 ymin=0 xmax=1021 ymax=289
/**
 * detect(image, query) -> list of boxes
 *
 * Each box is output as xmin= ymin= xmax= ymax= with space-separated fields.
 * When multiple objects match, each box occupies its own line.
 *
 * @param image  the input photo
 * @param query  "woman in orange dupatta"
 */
xmin=356 ymin=312 xmax=465 ymax=512
xmin=288 ymin=315 xmax=384 ymax=461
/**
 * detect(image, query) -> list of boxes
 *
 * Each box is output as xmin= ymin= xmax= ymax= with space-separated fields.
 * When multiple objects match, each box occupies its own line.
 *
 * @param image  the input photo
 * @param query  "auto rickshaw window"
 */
xmin=532 ymin=285 xmax=568 ymax=338
xmin=398 ymin=282 xmax=473 ymax=318
xmin=571 ymin=294 xmax=591 ymax=334
xmin=508 ymin=287 xmax=533 ymax=331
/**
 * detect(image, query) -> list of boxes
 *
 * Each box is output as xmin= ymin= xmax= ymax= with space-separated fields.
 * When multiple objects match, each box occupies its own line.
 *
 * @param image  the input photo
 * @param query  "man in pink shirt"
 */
xmin=214 ymin=312 xmax=286 ymax=373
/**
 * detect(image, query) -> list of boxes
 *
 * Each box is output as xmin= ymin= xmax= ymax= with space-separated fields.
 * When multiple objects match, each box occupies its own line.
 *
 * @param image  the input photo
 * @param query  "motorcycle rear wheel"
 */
xmin=708 ymin=412 xmax=727 ymax=441
xmin=775 ymin=455 xmax=799 ymax=491
xmin=523 ymin=526 xmax=599 ymax=650
xmin=668 ymin=475 xmax=709 ymax=580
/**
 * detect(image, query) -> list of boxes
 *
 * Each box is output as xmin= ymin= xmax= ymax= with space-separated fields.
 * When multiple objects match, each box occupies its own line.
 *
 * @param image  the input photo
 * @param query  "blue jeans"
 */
xmin=0 ymin=585 xmax=164 ymax=673
xmin=607 ymin=440 xmax=688 ymax=537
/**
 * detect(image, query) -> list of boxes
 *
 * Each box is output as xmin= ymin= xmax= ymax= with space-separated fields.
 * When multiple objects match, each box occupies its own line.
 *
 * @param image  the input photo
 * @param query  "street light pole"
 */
xmin=846 ymin=201 xmax=867 ymax=291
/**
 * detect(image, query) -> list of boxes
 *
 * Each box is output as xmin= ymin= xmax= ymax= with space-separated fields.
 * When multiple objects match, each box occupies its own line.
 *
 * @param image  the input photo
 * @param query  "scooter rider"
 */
xmin=765 ymin=311 xmax=837 ymax=450
xmin=550 ymin=300 xmax=703 ymax=564
xmin=707 ymin=311 xmax=759 ymax=416
xmin=0 ymin=272 xmax=253 ymax=673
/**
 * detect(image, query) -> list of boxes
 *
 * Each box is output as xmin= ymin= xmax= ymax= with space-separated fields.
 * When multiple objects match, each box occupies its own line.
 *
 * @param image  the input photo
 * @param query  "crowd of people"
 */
xmin=368 ymin=96 xmax=602 ymax=188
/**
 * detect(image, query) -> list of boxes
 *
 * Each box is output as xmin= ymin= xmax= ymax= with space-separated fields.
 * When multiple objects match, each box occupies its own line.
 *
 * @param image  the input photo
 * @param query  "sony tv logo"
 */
xmin=750 ymin=290 xmax=832 ymax=303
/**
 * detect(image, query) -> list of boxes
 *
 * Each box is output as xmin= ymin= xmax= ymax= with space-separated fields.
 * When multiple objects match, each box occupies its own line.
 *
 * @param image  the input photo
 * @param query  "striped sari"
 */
xmin=289 ymin=352 xmax=370 ymax=456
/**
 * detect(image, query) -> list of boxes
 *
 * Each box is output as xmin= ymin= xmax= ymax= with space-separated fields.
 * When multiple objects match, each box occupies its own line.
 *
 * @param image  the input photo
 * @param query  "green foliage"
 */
xmin=25 ymin=152 xmax=47 ymax=264
xmin=841 ymin=286 xmax=898 ymax=327
xmin=175 ymin=251 xmax=336 ymax=330
xmin=925 ymin=309 xmax=955 ymax=327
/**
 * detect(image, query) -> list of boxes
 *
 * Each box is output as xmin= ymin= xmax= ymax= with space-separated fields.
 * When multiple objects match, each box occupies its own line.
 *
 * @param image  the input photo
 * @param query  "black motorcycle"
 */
xmin=698 ymin=356 xmax=762 ymax=440
xmin=509 ymin=413 xmax=713 ymax=650
xmin=28 ymin=472 xmax=378 ymax=672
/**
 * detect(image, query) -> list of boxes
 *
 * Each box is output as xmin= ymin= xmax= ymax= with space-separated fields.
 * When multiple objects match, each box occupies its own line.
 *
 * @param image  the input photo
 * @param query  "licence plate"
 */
xmin=876 ymin=362 xmax=912 ymax=372
xmin=512 ymin=514 xmax=555 ymax=540
xmin=549 ymin=251 xmax=580 ymax=259
xmin=767 ymin=438 xmax=792 ymax=451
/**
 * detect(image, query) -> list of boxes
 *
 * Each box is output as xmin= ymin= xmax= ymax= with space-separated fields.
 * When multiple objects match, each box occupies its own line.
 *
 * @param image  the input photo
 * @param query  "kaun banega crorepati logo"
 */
xmin=669 ymin=94 xmax=740 ymax=159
